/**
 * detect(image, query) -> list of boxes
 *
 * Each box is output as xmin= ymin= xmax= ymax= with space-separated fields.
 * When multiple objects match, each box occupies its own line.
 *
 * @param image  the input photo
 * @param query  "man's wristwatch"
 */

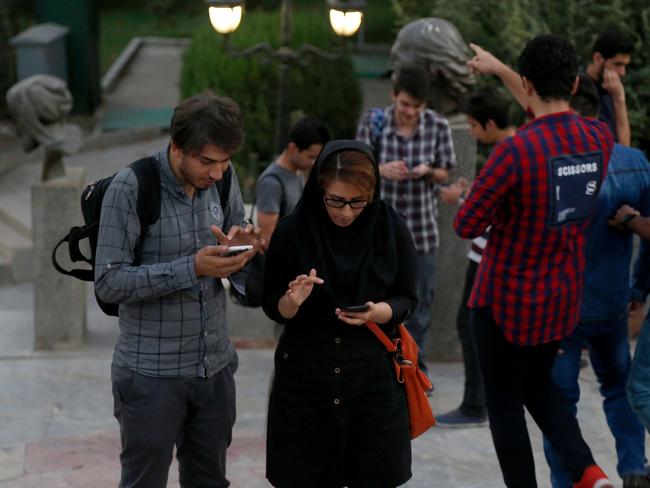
xmin=620 ymin=213 xmax=638 ymax=229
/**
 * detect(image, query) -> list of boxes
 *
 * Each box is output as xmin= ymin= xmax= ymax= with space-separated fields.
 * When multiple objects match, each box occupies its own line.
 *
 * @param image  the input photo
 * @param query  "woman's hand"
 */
xmin=278 ymin=269 xmax=324 ymax=319
xmin=335 ymin=301 xmax=393 ymax=326
xmin=286 ymin=268 xmax=323 ymax=307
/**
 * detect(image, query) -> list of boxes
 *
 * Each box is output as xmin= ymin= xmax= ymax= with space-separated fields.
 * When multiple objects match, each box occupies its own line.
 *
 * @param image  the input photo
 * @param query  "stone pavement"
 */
xmin=0 ymin=281 xmax=645 ymax=487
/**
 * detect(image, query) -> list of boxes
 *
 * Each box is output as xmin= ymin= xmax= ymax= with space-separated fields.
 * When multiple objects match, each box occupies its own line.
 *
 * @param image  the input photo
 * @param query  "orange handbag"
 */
xmin=365 ymin=322 xmax=436 ymax=439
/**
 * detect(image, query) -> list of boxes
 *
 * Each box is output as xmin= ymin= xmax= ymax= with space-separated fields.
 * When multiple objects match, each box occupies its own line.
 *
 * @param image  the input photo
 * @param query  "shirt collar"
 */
xmin=157 ymin=145 xmax=189 ymax=197
xmin=386 ymin=104 xmax=426 ymax=138
xmin=518 ymin=110 xmax=577 ymax=132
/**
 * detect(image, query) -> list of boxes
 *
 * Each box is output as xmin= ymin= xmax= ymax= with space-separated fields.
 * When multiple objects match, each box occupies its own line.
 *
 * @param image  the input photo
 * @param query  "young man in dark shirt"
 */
xmin=256 ymin=116 xmax=330 ymax=248
xmin=437 ymin=87 xmax=516 ymax=428
xmin=585 ymin=28 xmax=633 ymax=145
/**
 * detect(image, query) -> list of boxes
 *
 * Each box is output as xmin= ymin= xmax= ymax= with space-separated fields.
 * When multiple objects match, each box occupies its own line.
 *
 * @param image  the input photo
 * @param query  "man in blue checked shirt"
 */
xmin=356 ymin=64 xmax=457 ymax=380
xmin=95 ymin=91 xmax=263 ymax=487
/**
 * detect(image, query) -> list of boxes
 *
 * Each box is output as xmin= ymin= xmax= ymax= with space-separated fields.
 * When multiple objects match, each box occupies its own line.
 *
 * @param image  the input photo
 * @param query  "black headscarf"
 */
xmin=291 ymin=139 xmax=400 ymax=307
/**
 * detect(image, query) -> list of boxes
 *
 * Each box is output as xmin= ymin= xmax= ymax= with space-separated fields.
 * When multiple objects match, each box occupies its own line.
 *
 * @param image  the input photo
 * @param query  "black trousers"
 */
xmin=111 ymin=356 xmax=237 ymax=488
xmin=470 ymin=307 xmax=595 ymax=487
xmin=456 ymin=260 xmax=486 ymax=416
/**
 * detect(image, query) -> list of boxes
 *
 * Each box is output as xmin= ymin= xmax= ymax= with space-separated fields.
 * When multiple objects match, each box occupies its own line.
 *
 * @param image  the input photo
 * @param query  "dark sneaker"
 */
xmin=623 ymin=474 xmax=650 ymax=488
xmin=435 ymin=408 xmax=487 ymax=428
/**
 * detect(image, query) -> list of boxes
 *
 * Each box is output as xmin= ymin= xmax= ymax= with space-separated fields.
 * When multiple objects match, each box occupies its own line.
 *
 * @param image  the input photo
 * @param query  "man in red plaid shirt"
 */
xmin=454 ymin=35 xmax=615 ymax=488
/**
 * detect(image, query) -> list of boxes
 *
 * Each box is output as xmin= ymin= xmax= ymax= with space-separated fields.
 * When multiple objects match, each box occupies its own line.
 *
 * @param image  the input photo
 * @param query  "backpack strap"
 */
xmin=215 ymin=165 xmax=232 ymax=209
xmin=129 ymin=157 xmax=161 ymax=228
xmin=51 ymin=226 xmax=95 ymax=281
xmin=369 ymin=108 xmax=385 ymax=157
xmin=128 ymin=157 xmax=161 ymax=265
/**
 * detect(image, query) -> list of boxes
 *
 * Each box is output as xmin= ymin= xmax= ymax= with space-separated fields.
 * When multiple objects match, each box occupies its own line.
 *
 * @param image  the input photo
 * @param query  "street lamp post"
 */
xmin=206 ymin=0 xmax=365 ymax=153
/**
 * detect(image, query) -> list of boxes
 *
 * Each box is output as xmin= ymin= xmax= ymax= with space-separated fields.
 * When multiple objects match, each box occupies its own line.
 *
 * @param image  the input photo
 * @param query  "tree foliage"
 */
xmin=393 ymin=0 xmax=650 ymax=153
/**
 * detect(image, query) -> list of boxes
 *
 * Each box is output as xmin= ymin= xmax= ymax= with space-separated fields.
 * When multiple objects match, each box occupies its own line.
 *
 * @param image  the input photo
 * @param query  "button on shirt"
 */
xmin=95 ymin=147 xmax=247 ymax=378
xmin=454 ymin=112 xmax=614 ymax=345
xmin=356 ymin=106 xmax=457 ymax=252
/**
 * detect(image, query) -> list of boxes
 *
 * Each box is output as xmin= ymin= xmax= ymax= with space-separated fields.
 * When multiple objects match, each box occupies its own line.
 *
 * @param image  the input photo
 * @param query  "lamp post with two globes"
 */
xmin=206 ymin=0 xmax=366 ymax=153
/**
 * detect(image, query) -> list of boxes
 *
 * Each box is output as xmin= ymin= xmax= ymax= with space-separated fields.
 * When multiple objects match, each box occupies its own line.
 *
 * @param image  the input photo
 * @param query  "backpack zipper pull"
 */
xmin=85 ymin=182 xmax=97 ymax=200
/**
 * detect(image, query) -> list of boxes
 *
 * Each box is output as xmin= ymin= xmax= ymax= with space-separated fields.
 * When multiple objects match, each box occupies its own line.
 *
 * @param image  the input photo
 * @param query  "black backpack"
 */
xmin=52 ymin=156 xmax=231 ymax=316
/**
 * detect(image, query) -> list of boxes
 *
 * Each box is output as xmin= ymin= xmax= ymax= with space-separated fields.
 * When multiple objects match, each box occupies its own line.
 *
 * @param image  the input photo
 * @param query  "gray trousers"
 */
xmin=111 ymin=356 xmax=238 ymax=488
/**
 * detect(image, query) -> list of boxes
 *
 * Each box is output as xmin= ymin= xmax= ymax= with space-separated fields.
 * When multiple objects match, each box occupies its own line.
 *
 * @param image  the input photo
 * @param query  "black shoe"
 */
xmin=623 ymin=474 xmax=650 ymax=488
xmin=435 ymin=408 xmax=487 ymax=428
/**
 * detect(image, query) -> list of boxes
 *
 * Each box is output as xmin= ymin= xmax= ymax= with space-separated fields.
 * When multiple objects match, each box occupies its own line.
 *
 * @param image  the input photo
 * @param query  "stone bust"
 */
xmin=390 ymin=18 xmax=476 ymax=116
xmin=6 ymin=74 xmax=82 ymax=181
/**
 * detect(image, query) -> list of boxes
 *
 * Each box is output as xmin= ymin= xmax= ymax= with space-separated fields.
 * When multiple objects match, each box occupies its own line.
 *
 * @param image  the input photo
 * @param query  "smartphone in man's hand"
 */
xmin=221 ymin=245 xmax=253 ymax=257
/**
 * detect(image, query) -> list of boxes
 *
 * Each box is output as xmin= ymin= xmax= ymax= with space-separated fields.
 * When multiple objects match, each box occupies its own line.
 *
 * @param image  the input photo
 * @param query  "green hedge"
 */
xmin=180 ymin=8 xmax=362 ymax=195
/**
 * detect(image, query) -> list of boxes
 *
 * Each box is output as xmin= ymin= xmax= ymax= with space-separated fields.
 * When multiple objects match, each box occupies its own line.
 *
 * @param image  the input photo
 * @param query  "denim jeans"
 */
xmin=628 ymin=313 xmax=650 ymax=432
xmin=404 ymin=250 xmax=436 ymax=368
xmin=543 ymin=314 xmax=647 ymax=487
xmin=470 ymin=306 xmax=595 ymax=487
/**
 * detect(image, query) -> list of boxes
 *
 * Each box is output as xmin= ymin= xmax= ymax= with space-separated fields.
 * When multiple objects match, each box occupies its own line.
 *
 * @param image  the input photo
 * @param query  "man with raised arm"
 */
xmin=455 ymin=35 xmax=615 ymax=488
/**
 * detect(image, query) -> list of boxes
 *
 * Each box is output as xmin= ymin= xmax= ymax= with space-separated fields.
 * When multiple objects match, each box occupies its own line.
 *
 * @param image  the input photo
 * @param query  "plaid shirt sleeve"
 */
xmin=355 ymin=110 xmax=373 ymax=148
xmin=454 ymin=142 xmax=517 ymax=239
xmin=433 ymin=117 xmax=457 ymax=169
xmin=95 ymin=168 xmax=198 ymax=304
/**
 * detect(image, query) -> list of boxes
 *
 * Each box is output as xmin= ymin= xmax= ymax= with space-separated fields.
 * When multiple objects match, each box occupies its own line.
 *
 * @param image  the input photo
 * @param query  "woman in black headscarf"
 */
xmin=262 ymin=139 xmax=418 ymax=488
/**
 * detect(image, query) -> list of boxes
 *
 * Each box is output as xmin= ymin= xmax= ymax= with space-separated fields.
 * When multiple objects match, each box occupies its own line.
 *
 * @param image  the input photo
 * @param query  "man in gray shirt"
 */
xmin=256 ymin=116 xmax=330 ymax=247
xmin=95 ymin=91 xmax=262 ymax=487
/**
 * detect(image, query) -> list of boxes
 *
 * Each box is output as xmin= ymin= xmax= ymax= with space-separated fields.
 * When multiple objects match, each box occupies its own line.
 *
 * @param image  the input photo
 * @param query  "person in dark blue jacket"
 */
xmin=542 ymin=74 xmax=650 ymax=488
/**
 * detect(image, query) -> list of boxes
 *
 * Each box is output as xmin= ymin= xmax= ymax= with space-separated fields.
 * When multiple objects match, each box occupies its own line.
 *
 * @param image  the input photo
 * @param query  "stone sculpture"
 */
xmin=6 ymin=74 xmax=82 ymax=181
xmin=390 ymin=18 xmax=476 ymax=115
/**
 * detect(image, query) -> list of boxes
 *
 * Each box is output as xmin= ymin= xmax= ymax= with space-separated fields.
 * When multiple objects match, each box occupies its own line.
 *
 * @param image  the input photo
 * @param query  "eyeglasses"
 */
xmin=324 ymin=196 xmax=369 ymax=209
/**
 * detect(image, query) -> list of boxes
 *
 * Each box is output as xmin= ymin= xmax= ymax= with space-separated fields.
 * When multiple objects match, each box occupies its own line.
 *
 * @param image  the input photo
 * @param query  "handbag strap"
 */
xmin=365 ymin=322 xmax=398 ymax=353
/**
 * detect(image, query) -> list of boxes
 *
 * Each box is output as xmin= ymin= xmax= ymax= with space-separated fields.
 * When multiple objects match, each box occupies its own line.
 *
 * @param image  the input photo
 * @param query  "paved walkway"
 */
xmin=0 ymin=279 xmax=642 ymax=487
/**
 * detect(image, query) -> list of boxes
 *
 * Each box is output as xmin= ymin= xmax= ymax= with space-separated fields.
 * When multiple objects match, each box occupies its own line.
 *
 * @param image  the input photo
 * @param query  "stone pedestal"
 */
xmin=425 ymin=116 xmax=477 ymax=362
xmin=32 ymin=167 xmax=87 ymax=349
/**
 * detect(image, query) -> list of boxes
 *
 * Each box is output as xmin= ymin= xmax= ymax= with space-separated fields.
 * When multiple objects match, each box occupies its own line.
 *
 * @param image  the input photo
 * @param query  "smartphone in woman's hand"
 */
xmin=340 ymin=304 xmax=370 ymax=313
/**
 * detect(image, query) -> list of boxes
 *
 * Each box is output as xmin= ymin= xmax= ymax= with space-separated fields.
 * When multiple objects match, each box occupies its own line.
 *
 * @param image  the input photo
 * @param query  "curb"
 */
xmin=100 ymin=36 xmax=191 ymax=94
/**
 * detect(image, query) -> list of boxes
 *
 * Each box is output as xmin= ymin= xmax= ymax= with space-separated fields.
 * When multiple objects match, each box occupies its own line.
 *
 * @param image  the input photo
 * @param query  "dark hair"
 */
xmin=593 ymin=28 xmax=634 ymax=59
xmin=170 ymin=91 xmax=244 ymax=156
xmin=570 ymin=74 xmax=600 ymax=118
xmin=287 ymin=116 xmax=331 ymax=151
xmin=517 ymin=34 xmax=578 ymax=102
xmin=461 ymin=87 xmax=512 ymax=129
xmin=318 ymin=150 xmax=376 ymax=202
xmin=393 ymin=64 xmax=430 ymax=102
